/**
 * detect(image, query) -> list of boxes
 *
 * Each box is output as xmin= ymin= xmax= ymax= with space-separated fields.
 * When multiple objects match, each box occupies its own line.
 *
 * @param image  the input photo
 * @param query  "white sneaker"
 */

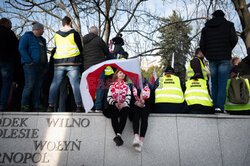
xmin=134 ymin=141 xmax=143 ymax=152
xmin=95 ymin=109 xmax=102 ymax=113
xmin=132 ymin=136 xmax=140 ymax=147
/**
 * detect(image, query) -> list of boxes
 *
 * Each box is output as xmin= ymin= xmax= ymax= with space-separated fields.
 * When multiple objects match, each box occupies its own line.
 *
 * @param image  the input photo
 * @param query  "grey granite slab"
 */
xmin=0 ymin=114 xmax=39 ymax=166
xmin=218 ymin=119 xmax=250 ymax=166
xmin=67 ymin=115 xmax=106 ymax=166
xmin=141 ymin=116 xmax=179 ymax=166
xmin=177 ymin=117 xmax=222 ymax=166
xmin=33 ymin=113 xmax=72 ymax=166
xmin=104 ymin=117 xmax=141 ymax=166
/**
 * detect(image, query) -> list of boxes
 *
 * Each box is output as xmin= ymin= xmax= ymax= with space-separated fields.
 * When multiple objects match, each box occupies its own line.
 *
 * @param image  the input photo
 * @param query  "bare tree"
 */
xmin=231 ymin=0 xmax=250 ymax=49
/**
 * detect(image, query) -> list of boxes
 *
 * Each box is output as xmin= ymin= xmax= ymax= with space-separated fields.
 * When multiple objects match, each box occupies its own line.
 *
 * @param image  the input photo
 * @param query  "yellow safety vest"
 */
xmin=105 ymin=66 xmax=114 ymax=76
xmin=155 ymin=75 xmax=184 ymax=103
xmin=187 ymin=57 xmax=208 ymax=80
xmin=224 ymin=79 xmax=250 ymax=111
xmin=184 ymin=79 xmax=213 ymax=106
xmin=54 ymin=33 xmax=80 ymax=59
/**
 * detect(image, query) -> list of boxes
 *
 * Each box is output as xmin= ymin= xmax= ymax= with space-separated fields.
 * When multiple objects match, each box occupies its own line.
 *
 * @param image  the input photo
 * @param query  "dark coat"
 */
xmin=0 ymin=25 xmax=19 ymax=63
xmin=200 ymin=17 xmax=238 ymax=61
xmin=235 ymin=55 xmax=250 ymax=77
xmin=83 ymin=33 xmax=109 ymax=71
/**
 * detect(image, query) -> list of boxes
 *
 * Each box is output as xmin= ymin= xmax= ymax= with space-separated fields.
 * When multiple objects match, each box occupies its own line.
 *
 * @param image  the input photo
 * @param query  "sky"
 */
xmin=0 ymin=0 xmax=248 ymax=66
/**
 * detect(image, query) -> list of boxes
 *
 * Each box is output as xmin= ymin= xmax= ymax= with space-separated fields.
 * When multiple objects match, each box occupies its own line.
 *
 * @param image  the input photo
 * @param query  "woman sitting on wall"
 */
xmin=130 ymin=77 xmax=153 ymax=152
xmin=107 ymin=70 xmax=131 ymax=146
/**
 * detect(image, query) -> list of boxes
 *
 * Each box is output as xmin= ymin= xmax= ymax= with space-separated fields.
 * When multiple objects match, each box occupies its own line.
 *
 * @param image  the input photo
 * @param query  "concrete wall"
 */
xmin=0 ymin=112 xmax=250 ymax=166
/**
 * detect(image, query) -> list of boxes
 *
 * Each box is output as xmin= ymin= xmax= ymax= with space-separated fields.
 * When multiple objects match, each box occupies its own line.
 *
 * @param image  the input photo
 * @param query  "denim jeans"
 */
xmin=21 ymin=64 xmax=45 ymax=107
xmin=0 ymin=62 xmax=14 ymax=110
xmin=209 ymin=60 xmax=231 ymax=110
xmin=49 ymin=65 xmax=81 ymax=106
xmin=95 ymin=70 xmax=105 ymax=110
xmin=54 ymin=77 xmax=68 ymax=112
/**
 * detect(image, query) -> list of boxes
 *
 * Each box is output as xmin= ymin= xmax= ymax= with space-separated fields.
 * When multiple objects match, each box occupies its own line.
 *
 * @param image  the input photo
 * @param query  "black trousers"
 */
xmin=188 ymin=104 xmax=214 ymax=114
xmin=109 ymin=105 xmax=129 ymax=135
xmin=132 ymin=105 xmax=149 ymax=137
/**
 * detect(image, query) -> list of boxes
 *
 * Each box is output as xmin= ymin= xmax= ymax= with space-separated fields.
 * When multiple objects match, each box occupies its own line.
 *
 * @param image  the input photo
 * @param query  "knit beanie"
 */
xmin=32 ymin=21 xmax=44 ymax=30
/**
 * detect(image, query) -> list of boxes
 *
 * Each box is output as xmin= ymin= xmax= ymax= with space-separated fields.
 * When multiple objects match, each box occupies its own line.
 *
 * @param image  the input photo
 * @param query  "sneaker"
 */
xmin=132 ymin=136 xmax=140 ymax=147
xmin=34 ymin=105 xmax=44 ymax=112
xmin=47 ymin=106 xmax=54 ymax=112
xmin=134 ymin=141 xmax=143 ymax=152
xmin=21 ymin=105 xmax=30 ymax=112
xmin=215 ymin=108 xmax=224 ymax=113
xmin=95 ymin=109 xmax=102 ymax=113
xmin=113 ymin=135 xmax=124 ymax=146
xmin=76 ymin=106 xmax=84 ymax=112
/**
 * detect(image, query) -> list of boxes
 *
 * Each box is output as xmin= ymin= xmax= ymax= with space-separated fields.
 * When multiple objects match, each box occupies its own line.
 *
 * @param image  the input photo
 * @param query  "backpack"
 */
xmin=228 ymin=77 xmax=249 ymax=104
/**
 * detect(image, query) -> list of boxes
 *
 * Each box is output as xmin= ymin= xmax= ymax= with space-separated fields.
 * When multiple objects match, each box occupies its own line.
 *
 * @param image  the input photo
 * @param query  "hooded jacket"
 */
xmin=54 ymin=27 xmax=83 ymax=65
xmin=200 ymin=17 xmax=238 ymax=61
xmin=83 ymin=33 xmax=109 ymax=71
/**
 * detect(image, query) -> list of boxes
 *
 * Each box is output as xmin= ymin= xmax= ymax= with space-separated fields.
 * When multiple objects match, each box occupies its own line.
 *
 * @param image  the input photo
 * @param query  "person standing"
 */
xmin=200 ymin=10 xmax=238 ymax=112
xmin=47 ymin=16 xmax=83 ymax=112
xmin=0 ymin=18 xmax=19 ymax=111
xmin=83 ymin=26 xmax=109 ymax=111
xmin=112 ymin=34 xmax=125 ymax=56
xmin=19 ymin=21 xmax=48 ymax=112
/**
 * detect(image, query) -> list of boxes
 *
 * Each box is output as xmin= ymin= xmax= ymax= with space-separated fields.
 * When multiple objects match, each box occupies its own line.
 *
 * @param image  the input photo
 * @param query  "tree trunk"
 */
xmin=232 ymin=0 xmax=250 ymax=49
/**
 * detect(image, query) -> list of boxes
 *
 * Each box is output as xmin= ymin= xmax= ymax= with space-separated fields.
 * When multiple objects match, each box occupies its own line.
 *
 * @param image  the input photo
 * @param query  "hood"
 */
xmin=83 ymin=33 xmax=97 ymax=44
xmin=56 ymin=27 xmax=75 ymax=37
xmin=205 ymin=17 xmax=227 ymax=28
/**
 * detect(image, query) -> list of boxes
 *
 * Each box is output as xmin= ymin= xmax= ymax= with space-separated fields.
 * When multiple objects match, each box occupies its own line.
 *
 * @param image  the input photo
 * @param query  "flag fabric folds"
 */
xmin=80 ymin=58 xmax=142 ymax=112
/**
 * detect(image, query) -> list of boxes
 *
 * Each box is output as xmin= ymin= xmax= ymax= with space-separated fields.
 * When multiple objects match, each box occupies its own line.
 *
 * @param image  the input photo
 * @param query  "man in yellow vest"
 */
xmin=154 ymin=66 xmax=186 ymax=113
xmin=184 ymin=73 xmax=214 ymax=114
xmin=47 ymin=16 xmax=83 ymax=112
xmin=187 ymin=48 xmax=208 ymax=81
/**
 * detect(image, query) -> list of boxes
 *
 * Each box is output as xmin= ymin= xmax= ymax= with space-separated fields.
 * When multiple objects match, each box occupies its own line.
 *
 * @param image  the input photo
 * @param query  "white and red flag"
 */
xmin=150 ymin=68 xmax=157 ymax=86
xmin=80 ymin=58 xmax=143 ymax=112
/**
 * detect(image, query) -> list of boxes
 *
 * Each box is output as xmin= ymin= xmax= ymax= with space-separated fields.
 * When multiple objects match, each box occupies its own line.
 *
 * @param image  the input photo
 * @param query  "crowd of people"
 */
xmin=0 ymin=10 xmax=250 ymax=152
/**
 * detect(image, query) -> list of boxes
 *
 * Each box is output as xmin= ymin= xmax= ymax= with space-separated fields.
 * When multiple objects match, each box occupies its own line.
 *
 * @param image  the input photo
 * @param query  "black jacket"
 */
xmin=83 ymin=33 xmax=109 ymax=71
xmin=0 ymin=25 xmax=19 ymax=63
xmin=200 ymin=17 xmax=238 ymax=61
xmin=235 ymin=55 xmax=250 ymax=76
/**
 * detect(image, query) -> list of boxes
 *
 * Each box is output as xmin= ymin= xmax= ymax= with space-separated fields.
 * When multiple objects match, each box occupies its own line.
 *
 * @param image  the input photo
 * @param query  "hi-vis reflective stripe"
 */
xmin=55 ymin=50 xmax=79 ymax=54
xmin=155 ymin=94 xmax=184 ymax=99
xmin=155 ymin=87 xmax=182 ymax=92
xmin=185 ymin=96 xmax=212 ymax=102
xmin=105 ymin=69 xmax=113 ymax=71
xmin=56 ymin=45 xmax=78 ymax=48
xmin=225 ymin=100 xmax=250 ymax=106
xmin=185 ymin=89 xmax=209 ymax=94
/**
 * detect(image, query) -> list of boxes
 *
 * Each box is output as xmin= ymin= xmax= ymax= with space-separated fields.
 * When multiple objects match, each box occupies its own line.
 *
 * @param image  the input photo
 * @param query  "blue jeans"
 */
xmin=21 ymin=64 xmax=45 ymax=107
xmin=95 ymin=71 xmax=105 ymax=110
xmin=209 ymin=60 xmax=231 ymax=110
xmin=0 ymin=62 xmax=14 ymax=110
xmin=54 ymin=77 xmax=68 ymax=112
xmin=49 ymin=66 xmax=81 ymax=106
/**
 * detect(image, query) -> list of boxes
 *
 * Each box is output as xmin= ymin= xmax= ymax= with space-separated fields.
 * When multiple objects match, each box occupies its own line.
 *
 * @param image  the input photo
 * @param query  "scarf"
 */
xmin=112 ymin=80 xmax=128 ymax=103
xmin=132 ymin=83 xmax=150 ymax=102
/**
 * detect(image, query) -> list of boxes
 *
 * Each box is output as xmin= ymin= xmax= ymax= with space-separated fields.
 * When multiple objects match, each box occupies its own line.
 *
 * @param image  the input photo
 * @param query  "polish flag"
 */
xmin=80 ymin=58 xmax=142 ymax=112
xmin=150 ymin=68 xmax=157 ymax=86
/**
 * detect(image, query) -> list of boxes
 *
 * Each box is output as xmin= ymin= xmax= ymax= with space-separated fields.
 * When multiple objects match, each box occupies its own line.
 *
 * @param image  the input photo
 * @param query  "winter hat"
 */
xmin=212 ymin=10 xmax=225 ymax=17
xmin=32 ymin=21 xmax=44 ymax=30
xmin=165 ymin=66 xmax=175 ymax=73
